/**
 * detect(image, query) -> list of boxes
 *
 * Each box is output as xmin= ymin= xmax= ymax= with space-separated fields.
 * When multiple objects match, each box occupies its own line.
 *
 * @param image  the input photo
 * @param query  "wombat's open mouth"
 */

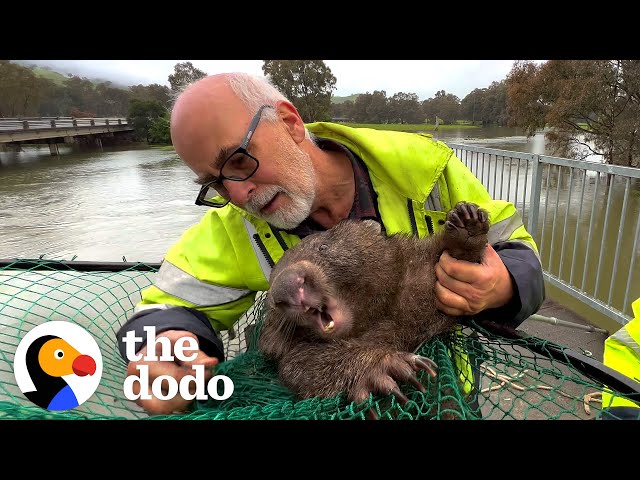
xmin=293 ymin=305 xmax=335 ymax=333
xmin=312 ymin=307 xmax=335 ymax=333
xmin=296 ymin=302 xmax=341 ymax=335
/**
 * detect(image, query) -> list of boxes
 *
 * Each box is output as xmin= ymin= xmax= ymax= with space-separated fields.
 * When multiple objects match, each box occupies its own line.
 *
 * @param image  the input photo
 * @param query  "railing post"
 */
xmin=117 ymin=119 xmax=122 ymax=125
xmin=50 ymin=119 xmax=56 ymax=128
xmin=22 ymin=120 xmax=29 ymax=129
xmin=73 ymin=119 xmax=77 ymax=127
xmin=105 ymin=119 xmax=109 ymax=126
xmin=90 ymin=119 xmax=95 ymax=126
xmin=528 ymin=154 xmax=543 ymax=241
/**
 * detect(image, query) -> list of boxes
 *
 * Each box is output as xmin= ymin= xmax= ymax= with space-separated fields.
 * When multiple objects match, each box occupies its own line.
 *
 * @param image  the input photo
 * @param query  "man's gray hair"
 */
xmin=227 ymin=73 xmax=313 ymax=141
xmin=227 ymin=73 xmax=286 ymax=121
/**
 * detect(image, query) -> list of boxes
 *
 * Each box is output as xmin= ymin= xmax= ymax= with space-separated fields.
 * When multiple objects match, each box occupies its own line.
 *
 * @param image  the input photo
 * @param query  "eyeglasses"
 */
xmin=195 ymin=104 xmax=274 ymax=208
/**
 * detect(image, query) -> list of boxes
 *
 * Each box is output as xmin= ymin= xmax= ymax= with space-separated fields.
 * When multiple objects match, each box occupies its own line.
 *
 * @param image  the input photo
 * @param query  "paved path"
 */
xmin=475 ymin=298 xmax=614 ymax=419
xmin=519 ymin=298 xmax=609 ymax=362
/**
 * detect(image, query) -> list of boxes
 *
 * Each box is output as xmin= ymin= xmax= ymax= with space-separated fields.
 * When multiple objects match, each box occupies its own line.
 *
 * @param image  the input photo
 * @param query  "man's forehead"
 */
xmin=183 ymin=108 xmax=245 ymax=156
xmin=173 ymin=81 xmax=246 ymax=137
xmin=209 ymin=111 xmax=254 ymax=165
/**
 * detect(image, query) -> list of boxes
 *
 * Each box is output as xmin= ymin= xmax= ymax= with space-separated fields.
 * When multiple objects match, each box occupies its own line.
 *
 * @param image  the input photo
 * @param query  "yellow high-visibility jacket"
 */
xmin=118 ymin=123 xmax=543 ymax=397
xmin=601 ymin=297 xmax=640 ymax=419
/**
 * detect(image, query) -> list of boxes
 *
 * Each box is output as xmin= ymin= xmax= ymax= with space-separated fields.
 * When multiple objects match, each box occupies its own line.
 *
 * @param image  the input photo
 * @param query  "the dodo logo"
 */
xmin=14 ymin=321 xmax=103 ymax=411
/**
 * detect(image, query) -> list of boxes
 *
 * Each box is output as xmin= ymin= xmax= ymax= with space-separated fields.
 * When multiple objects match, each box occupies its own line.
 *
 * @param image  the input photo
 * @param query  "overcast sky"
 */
xmin=17 ymin=59 xmax=534 ymax=101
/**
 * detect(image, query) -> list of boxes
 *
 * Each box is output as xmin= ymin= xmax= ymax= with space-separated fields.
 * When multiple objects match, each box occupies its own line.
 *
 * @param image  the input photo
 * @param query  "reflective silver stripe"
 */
xmin=154 ymin=260 xmax=251 ymax=306
xmin=134 ymin=303 xmax=171 ymax=314
xmin=487 ymin=213 xmax=524 ymax=245
xmin=425 ymin=184 xmax=442 ymax=212
xmin=242 ymin=217 xmax=272 ymax=280
xmin=488 ymin=214 xmax=541 ymax=263
xmin=425 ymin=194 xmax=433 ymax=211
xmin=506 ymin=239 xmax=542 ymax=264
xmin=611 ymin=328 xmax=640 ymax=354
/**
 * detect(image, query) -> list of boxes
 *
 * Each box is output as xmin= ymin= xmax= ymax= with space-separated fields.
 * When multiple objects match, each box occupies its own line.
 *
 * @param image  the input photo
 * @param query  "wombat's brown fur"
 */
xmin=258 ymin=202 xmax=489 ymax=415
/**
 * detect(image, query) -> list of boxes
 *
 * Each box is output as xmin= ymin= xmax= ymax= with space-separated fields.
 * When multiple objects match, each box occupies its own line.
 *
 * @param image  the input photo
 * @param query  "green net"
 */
xmin=1 ymin=258 xmax=638 ymax=420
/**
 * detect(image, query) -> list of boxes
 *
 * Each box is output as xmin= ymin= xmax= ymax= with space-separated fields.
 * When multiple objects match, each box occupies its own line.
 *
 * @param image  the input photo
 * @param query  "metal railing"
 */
xmin=0 ymin=117 xmax=128 ymax=131
xmin=448 ymin=143 xmax=640 ymax=327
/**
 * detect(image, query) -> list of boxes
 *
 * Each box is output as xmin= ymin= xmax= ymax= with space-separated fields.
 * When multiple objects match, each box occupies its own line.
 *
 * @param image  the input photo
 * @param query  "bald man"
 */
xmin=116 ymin=73 xmax=544 ymax=415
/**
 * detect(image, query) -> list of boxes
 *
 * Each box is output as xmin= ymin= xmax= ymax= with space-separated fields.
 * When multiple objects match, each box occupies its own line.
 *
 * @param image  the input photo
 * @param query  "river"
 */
xmin=0 ymin=144 xmax=203 ymax=262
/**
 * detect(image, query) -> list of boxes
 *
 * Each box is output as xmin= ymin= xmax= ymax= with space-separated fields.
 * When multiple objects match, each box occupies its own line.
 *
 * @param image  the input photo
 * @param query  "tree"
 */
xmin=388 ymin=92 xmax=423 ymax=124
xmin=460 ymin=81 xmax=508 ymax=125
xmin=349 ymin=91 xmax=389 ymax=123
xmin=65 ymin=75 xmax=100 ymax=116
xmin=95 ymin=81 xmax=131 ymax=116
xmin=128 ymin=99 xmax=166 ymax=143
xmin=506 ymin=60 xmax=640 ymax=167
xmin=330 ymin=100 xmax=354 ymax=121
xmin=148 ymin=114 xmax=171 ymax=145
xmin=40 ymin=84 xmax=72 ymax=116
xmin=0 ymin=61 xmax=54 ymax=117
xmin=129 ymin=83 xmax=172 ymax=110
xmin=460 ymin=88 xmax=485 ymax=124
xmin=168 ymin=62 xmax=207 ymax=93
xmin=366 ymin=90 xmax=389 ymax=123
xmin=262 ymin=60 xmax=336 ymax=122
xmin=421 ymin=90 xmax=460 ymax=125
xmin=352 ymin=92 xmax=373 ymax=123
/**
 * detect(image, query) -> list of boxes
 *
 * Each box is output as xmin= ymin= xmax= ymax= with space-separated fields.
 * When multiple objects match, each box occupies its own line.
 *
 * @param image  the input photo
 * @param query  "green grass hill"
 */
xmin=31 ymin=66 xmax=69 ymax=86
xmin=331 ymin=94 xmax=360 ymax=104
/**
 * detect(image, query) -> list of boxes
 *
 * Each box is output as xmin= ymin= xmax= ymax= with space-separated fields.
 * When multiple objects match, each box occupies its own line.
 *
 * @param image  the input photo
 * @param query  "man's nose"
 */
xmin=224 ymin=179 xmax=256 ymax=205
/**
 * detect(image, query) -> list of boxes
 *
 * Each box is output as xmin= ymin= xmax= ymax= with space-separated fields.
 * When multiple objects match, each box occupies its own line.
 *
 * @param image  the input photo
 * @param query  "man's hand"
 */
xmin=126 ymin=329 xmax=219 ymax=415
xmin=435 ymin=244 xmax=514 ymax=316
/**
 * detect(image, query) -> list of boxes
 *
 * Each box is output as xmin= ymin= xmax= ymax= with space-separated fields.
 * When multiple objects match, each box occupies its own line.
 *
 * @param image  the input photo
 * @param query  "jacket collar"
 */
xmin=306 ymin=122 xmax=452 ymax=203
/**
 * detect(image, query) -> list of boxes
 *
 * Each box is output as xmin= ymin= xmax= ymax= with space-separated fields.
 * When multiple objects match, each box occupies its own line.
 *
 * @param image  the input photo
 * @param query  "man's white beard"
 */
xmin=243 ymin=138 xmax=316 ymax=230
xmin=245 ymin=184 xmax=315 ymax=230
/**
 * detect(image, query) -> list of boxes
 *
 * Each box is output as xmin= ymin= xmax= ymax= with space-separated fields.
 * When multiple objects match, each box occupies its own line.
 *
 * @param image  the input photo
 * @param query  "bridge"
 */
xmin=0 ymin=117 xmax=134 ymax=155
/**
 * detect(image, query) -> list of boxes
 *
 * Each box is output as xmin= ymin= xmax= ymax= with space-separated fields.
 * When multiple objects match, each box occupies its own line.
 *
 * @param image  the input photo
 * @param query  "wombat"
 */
xmin=258 ymin=201 xmax=490 ymax=418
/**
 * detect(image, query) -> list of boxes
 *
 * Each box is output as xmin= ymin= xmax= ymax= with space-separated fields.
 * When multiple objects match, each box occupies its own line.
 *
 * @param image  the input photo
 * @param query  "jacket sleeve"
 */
xmin=116 ymin=307 xmax=226 ymax=362
xmin=115 ymin=208 xmax=268 ymax=362
xmin=440 ymin=152 xmax=545 ymax=327
xmin=474 ymin=241 xmax=545 ymax=328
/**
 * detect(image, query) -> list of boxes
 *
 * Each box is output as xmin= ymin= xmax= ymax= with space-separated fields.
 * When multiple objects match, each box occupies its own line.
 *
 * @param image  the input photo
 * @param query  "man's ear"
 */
xmin=276 ymin=100 xmax=306 ymax=144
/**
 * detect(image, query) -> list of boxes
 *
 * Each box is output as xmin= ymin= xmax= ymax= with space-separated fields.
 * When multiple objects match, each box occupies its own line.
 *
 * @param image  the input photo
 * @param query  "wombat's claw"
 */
xmin=447 ymin=212 xmax=466 ymax=229
xmin=406 ymin=376 xmax=426 ymax=393
xmin=448 ymin=202 xmax=479 ymax=228
xmin=414 ymin=355 xmax=438 ymax=378
xmin=446 ymin=202 xmax=489 ymax=238
xmin=390 ymin=386 xmax=409 ymax=405
xmin=459 ymin=202 xmax=478 ymax=220
xmin=367 ymin=386 xmax=410 ymax=419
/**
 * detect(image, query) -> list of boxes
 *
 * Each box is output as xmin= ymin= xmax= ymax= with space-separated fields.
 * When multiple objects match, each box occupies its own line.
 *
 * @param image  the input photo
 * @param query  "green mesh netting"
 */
xmin=1 ymin=258 xmax=638 ymax=420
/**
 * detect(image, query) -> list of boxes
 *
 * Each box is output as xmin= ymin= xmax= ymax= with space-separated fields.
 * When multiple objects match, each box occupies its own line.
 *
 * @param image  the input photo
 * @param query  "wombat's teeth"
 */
xmin=304 ymin=306 xmax=311 ymax=312
xmin=323 ymin=320 xmax=335 ymax=332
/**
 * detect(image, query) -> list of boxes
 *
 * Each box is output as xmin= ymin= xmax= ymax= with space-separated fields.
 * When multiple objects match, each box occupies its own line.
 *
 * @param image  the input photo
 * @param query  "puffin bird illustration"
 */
xmin=24 ymin=335 xmax=97 ymax=410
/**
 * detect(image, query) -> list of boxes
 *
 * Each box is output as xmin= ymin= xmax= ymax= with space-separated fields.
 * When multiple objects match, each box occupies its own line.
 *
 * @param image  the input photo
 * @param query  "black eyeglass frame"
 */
xmin=195 ymin=104 xmax=274 ymax=207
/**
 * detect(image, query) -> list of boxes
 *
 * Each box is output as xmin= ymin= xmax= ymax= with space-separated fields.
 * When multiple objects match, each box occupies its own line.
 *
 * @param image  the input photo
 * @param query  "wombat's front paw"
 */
xmin=349 ymin=352 xmax=437 ymax=420
xmin=445 ymin=202 xmax=490 ymax=239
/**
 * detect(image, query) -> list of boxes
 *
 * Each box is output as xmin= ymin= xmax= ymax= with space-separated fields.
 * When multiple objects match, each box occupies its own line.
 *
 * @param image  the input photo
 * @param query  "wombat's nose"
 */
xmin=269 ymin=268 xmax=306 ymax=307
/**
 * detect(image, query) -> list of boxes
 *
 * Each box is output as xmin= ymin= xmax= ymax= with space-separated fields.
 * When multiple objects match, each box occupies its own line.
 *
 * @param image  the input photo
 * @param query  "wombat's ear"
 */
xmin=361 ymin=219 xmax=382 ymax=235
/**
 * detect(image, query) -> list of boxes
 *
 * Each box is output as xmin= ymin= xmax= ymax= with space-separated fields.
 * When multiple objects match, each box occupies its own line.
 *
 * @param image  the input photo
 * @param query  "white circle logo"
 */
xmin=13 ymin=321 xmax=103 ymax=411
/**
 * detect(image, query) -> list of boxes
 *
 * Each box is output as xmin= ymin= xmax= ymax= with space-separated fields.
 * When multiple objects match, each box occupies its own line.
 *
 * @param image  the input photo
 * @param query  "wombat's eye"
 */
xmin=319 ymin=244 xmax=328 ymax=251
